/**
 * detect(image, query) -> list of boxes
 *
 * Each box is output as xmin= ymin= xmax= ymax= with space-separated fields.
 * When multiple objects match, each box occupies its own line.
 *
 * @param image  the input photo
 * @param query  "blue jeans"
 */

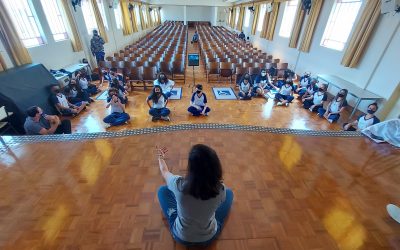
xmin=275 ymin=93 xmax=294 ymax=103
xmin=164 ymin=92 xmax=172 ymax=98
xmin=317 ymin=108 xmax=340 ymax=122
xmin=149 ymin=107 xmax=170 ymax=118
xmin=94 ymin=51 xmax=105 ymax=63
xmin=103 ymin=112 xmax=130 ymax=126
xmin=188 ymin=106 xmax=211 ymax=116
xmin=157 ymin=186 xmax=233 ymax=246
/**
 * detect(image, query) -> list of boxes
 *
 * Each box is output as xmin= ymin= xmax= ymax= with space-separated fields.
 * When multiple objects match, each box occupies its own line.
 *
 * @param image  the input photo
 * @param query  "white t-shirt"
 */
xmin=167 ymin=175 xmax=226 ymax=242
xmin=191 ymin=92 xmax=207 ymax=107
xmin=358 ymin=115 xmax=378 ymax=130
xmin=56 ymin=94 xmax=69 ymax=108
xmin=154 ymin=79 xmax=175 ymax=93
xmin=240 ymin=82 xmax=251 ymax=93
xmin=151 ymin=94 xmax=167 ymax=109
xmin=313 ymin=92 xmax=327 ymax=105
xmin=279 ymin=85 xmax=293 ymax=96
xmin=79 ymin=78 xmax=89 ymax=90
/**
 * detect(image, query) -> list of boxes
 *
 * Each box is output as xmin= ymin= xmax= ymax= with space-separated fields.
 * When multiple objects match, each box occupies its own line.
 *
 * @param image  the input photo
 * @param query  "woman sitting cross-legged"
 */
xmin=103 ymin=88 xmax=130 ymax=128
xmin=274 ymin=79 xmax=294 ymax=106
xmin=302 ymin=83 xmax=328 ymax=112
xmin=147 ymin=85 xmax=171 ymax=121
xmin=188 ymin=84 xmax=211 ymax=116
xmin=318 ymin=89 xmax=349 ymax=123
xmin=157 ymin=144 xmax=234 ymax=246
xmin=253 ymin=69 xmax=274 ymax=99
xmin=238 ymin=73 xmax=253 ymax=100
xmin=343 ymin=102 xmax=380 ymax=131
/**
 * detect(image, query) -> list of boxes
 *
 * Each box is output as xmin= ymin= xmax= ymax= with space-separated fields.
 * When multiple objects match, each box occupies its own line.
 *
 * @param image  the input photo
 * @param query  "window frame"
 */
xmin=114 ymin=3 xmax=123 ymax=30
xmin=244 ymin=7 xmax=251 ymax=28
xmin=40 ymin=0 xmax=69 ymax=42
xmin=81 ymin=0 xmax=99 ymax=35
xmin=257 ymin=4 xmax=266 ymax=32
xmin=96 ymin=0 xmax=109 ymax=30
xmin=278 ymin=0 xmax=299 ymax=38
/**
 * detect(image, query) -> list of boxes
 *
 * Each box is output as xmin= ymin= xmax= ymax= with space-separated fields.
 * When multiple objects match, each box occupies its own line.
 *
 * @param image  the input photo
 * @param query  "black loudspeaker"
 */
xmin=188 ymin=53 xmax=200 ymax=67
xmin=0 ymin=64 xmax=58 ymax=133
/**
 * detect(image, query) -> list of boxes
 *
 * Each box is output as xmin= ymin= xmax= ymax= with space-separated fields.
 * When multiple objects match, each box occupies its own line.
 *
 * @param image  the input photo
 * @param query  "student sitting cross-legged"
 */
xmin=302 ymin=83 xmax=328 ymax=112
xmin=147 ymin=85 xmax=171 ymax=121
xmin=299 ymin=77 xmax=319 ymax=100
xmin=295 ymin=72 xmax=311 ymax=95
xmin=103 ymin=88 xmax=130 ymax=128
xmin=154 ymin=72 xmax=175 ymax=98
xmin=253 ymin=69 xmax=273 ymax=99
xmin=238 ymin=73 xmax=253 ymax=100
xmin=343 ymin=102 xmax=380 ymax=131
xmin=274 ymin=79 xmax=294 ymax=106
xmin=318 ymin=89 xmax=348 ymax=123
xmin=188 ymin=84 xmax=211 ymax=116
xmin=49 ymin=85 xmax=87 ymax=116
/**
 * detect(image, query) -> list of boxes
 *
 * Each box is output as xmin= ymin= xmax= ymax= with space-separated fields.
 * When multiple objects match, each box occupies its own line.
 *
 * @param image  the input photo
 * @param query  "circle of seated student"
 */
xmin=275 ymin=79 xmax=294 ymax=107
xmin=24 ymin=106 xmax=71 ymax=135
xmin=103 ymin=88 xmax=130 ymax=128
xmin=252 ymin=69 xmax=274 ymax=99
xmin=49 ymin=85 xmax=87 ymax=116
xmin=188 ymin=84 xmax=210 ymax=116
xmin=238 ymin=73 xmax=253 ymax=100
xmin=147 ymin=85 xmax=171 ymax=121
xmin=318 ymin=89 xmax=348 ymax=123
xmin=154 ymin=73 xmax=175 ymax=98
xmin=343 ymin=102 xmax=380 ymax=131
xmin=156 ymin=144 xmax=233 ymax=247
xmin=302 ymin=83 xmax=328 ymax=112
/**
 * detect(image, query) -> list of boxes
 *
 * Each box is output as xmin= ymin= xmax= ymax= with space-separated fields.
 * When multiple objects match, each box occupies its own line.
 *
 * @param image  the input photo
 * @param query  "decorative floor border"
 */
xmin=0 ymin=124 xmax=361 ymax=146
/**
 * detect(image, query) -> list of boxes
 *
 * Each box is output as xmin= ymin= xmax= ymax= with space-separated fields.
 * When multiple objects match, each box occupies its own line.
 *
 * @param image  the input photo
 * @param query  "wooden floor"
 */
xmin=71 ymin=28 xmax=347 ymax=133
xmin=0 ymin=129 xmax=399 ymax=249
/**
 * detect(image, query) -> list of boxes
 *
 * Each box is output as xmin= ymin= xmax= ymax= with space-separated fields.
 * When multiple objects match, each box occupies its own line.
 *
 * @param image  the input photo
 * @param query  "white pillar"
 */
xmin=184 ymin=5 xmax=187 ymax=25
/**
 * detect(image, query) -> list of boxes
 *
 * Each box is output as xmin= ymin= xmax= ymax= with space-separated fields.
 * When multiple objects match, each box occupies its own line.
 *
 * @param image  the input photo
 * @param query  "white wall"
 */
xmin=160 ymin=5 xmax=185 ymax=22
xmin=186 ymin=6 xmax=213 ymax=22
xmin=230 ymin=1 xmax=400 ymax=120
xmin=160 ymin=5 xmax=227 ymax=25
xmin=1 ymin=1 xmax=155 ymax=71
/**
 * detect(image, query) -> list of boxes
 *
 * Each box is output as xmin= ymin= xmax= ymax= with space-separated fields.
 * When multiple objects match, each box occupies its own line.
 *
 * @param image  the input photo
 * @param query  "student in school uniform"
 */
xmin=188 ymin=84 xmax=211 ymax=116
xmin=318 ymin=89 xmax=348 ymax=123
xmin=147 ymin=85 xmax=171 ymax=121
xmin=49 ymin=85 xmax=87 ymax=116
xmin=154 ymin=72 xmax=175 ymax=98
xmin=302 ymin=83 xmax=328 ymax=112
xmin=295 ymin=72 xmax=311 ymax=95
xmin=238 ymin=73 xmax=253 ymax=100
xmin=253 ymin=69 xmax=273 ymax=99
xmin=103 ymin=88 xmax=130 ymax=128
xmin=299 ymin=77 xmax=319 ymax=99
xmin=77 ymin=72 xmax=99 ymax=98
xmin=274 ymin=80 xmax=294 ymax=106
xmin=343 ymin=103 xmax=380 ymax=131
xmin=110 ymin=78 xmax=128 ymax=104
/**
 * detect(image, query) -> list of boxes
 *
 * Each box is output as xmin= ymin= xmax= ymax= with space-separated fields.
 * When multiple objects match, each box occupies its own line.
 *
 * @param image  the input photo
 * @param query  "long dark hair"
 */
xmin=182 ymin=144 xmax=223 ymax=200
xmin=149 ymin=85 xmax=163 ymax=103
xmin=240 ymin=73 xmax=252 ymax=85
xmin=334 ymin=88 xmax=348 ymax=108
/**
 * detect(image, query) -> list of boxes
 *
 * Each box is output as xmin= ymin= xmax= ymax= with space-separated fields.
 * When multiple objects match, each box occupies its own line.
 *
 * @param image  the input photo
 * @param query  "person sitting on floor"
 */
xmin=154 ymin=72 xmax=175 ymax=98
xmin=302 ymin=83 xmax=328 ymax=112
xmin=300 ymin=77 xmax=319 ymax=100
xmin=146 ymin=85 xmax=171 ymax=121
xmin=318 ymin=89 xmax=348 ymax=123
xmin=64 ymin=79 xmax=91 ymax=105
xmin=191 ymin=31 xmax=199 ymax=44
xmin=343 ymin=102 xmax=380 ymax=131
xmin=103 ymin=68 xmax=124 ymax=84
xmin=24 ymin=106 xmax=71 ymax=135
xmin=238 ymin=73 xmax=253 ymax=100
xmin=156 ymin=144 xmax=233 ymax=246
xmin=103 ymin=88 xmax=130 ymax=128
xmin=77 ymin=72 xmax=99 ymax=100
xmin=49 ymin=85 xmax=87 ymax=116
xmin=188 ymin=84 xmax=210 ymax=116
xmin=295 ymin=72 xmax=311 ymax=95
xmin=253 ymin=69 xmax=273 ymax=99
xmin=274 ymin=79 xmax=294 ymax=106
xmin=110 ymin=78 xmax=128 ymax=103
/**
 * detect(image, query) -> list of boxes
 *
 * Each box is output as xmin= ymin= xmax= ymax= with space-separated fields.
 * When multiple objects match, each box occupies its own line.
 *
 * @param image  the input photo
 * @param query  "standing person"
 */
xmin=238 ymin=73 xmax=253 ymax=100
xmin=146 ymin=85 xmax=171 ymax=121
xmin=274 ymin=80 xmax=294 ymax=106
xmin=24 ymin=106 xmax=71 ymax=135
xmin=103 ymin=88 xmax=130 ymax=128
xmin=343 ymin=103 xmax=380 ymax=131
xmin=238 ymin=31 xmax=245 ymax=41
xmin=156 ymin=144 xmax=233 ymax=246
xmin=154 ymin=72 xmax=175 ymax=98
xmin=318 ymin=89 xmax=349 ymax=123
xmin=90 ymin=30 xmax=105 ymax=64
xmin=188 ymin=84 xmax=210 ymax=116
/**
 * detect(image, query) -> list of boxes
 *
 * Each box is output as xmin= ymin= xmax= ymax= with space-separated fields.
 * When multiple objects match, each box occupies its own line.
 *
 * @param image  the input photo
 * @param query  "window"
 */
xmin=134 ymin=6 xmax=141 ymax=28
xmin=235 ymin=7 xmax=240 ymax=27
xmin=3 ymin=0 xmax=44 ymax=47
xmin=114 ymin=3 xmax=123 ymax=29
xmin=142 ymin=7 xmax=148 ymax=27
xmin=279 ymin=0 xmax=299 ymax=38
xmin=257 ymin=4 xmax=266 ymax=31
xmin=40 ymin=0 xmax=68 ymax=41
xmin=81 ymin=0 xmax=98 ymax=34
xmin=96 ymin=0 xmax=108 ymax=29
xmin=244 ymin=8 xmax=251 ymax=27
xmin=320 ymin=0 xmax=362 ymax=51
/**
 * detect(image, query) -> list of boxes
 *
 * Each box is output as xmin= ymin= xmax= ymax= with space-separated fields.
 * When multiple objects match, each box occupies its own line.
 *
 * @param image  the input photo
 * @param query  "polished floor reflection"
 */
xmin=0 ymin=129 xmax=399 ymax=249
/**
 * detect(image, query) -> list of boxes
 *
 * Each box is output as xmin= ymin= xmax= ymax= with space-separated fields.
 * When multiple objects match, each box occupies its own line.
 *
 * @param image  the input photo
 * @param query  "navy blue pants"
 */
xmin=188 ymin=106 xmax=211 ymax=116
xmin=103 ymin=112 xmax=130 ymax=126
xmin=275 ymin=93 xmax=294 ymax=103
xmin=317 ymin=108 xmax=340 ymax=122
xmin=238 ymin=91 xmax=253 ymax=100
xmin=157 ymin=186 xmax=233 ymax=246
xmin=149 ymin=107 xmax=170 ymax=118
